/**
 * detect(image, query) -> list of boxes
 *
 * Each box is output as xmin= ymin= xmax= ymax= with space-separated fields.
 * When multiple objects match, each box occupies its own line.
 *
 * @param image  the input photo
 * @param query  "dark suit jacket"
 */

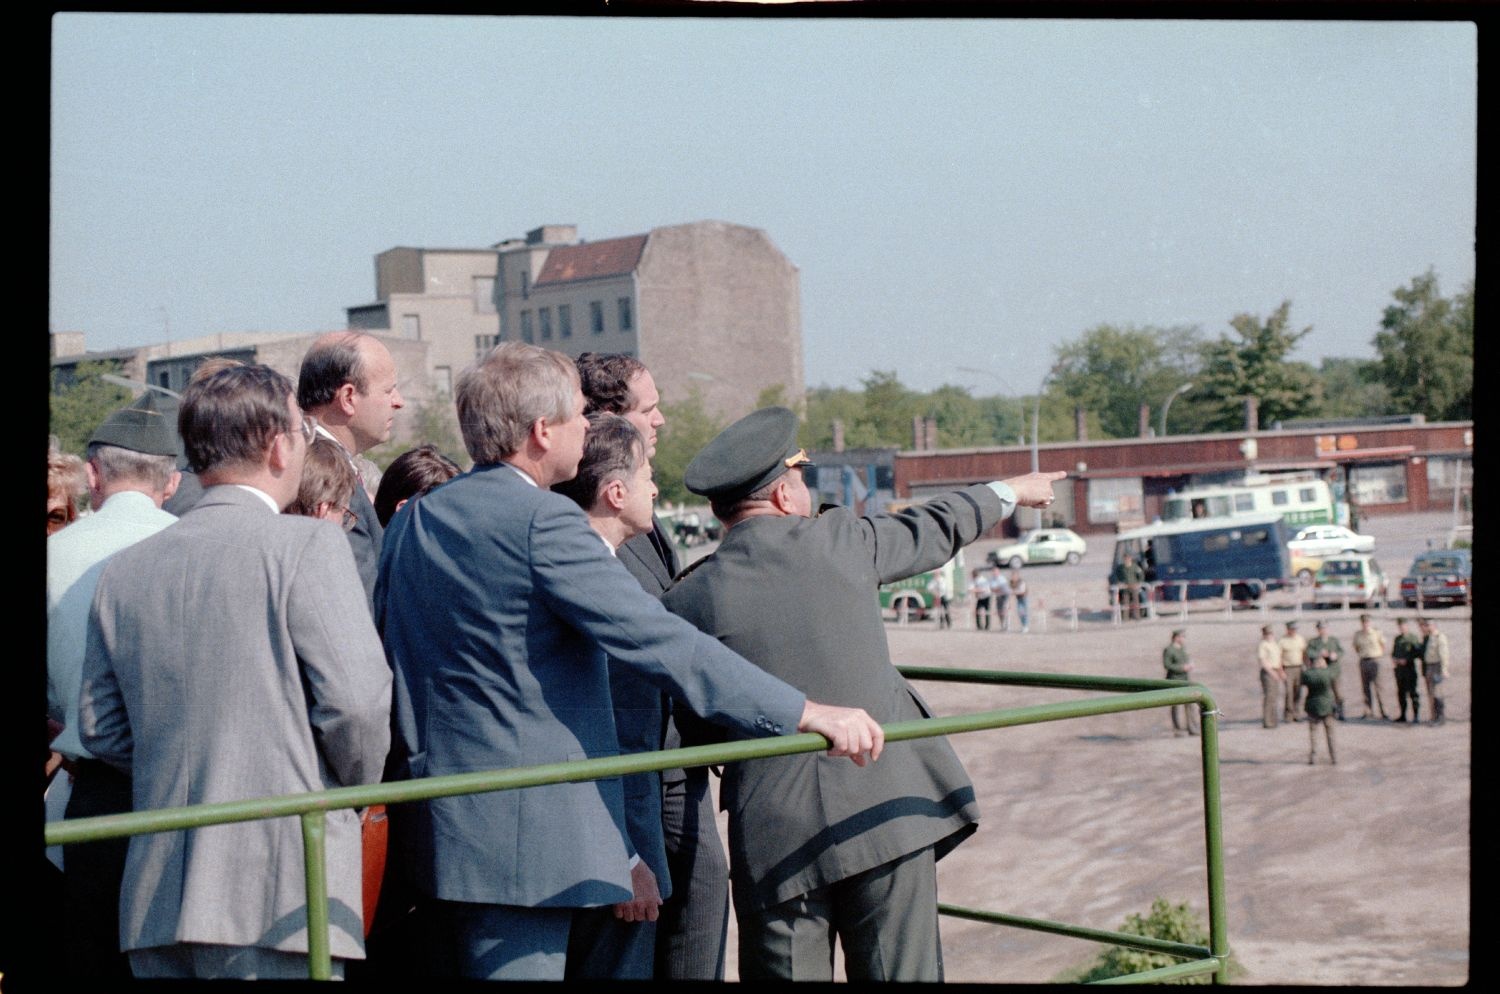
xmin=663 ymin=485 xmax=1005 ymax=910
xmin=347 ymin=483 xmax=383 ymax=608
xmin=375 ymin=463 xmax=806 ymax=909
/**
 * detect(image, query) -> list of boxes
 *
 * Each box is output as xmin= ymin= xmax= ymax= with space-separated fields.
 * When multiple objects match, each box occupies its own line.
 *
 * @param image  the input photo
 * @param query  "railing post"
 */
xmin=1197 ymin=697 xmax=1231 ymax=984
xmin=1223 ymin=581 xmax=1232 ymax=620
xmin=1110 ymin=585 xmax=1121 ymax=625
xmin=1179 ymin=582 xmax=1188 ymax=620
xmin=301 ymin=811 xmax=333 ymax=981
xmin=1070 ymin=590 xmax=1078 ymax=632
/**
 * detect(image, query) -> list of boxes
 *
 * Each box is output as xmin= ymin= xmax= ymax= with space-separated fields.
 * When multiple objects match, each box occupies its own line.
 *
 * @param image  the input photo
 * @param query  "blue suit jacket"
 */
xmin=375 ymin=463 xmax=805 ymax=909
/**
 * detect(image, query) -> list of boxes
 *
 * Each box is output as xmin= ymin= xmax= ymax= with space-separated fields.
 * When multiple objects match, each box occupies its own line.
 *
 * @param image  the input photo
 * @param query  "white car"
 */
xmin=1286 ymin=524 xmax=1375 ymax=559
xmin=987 ymin=528 xmax=1087 ymax=569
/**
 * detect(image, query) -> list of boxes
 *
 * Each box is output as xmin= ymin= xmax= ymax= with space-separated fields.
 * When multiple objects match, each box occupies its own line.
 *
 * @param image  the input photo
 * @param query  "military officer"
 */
xmin=1115 ymin=553 xmax=1146 ymax=621
xmin=1352 ymin=614 xmax=1390 ymax=720
xmin=1301 ymin=652 xmax=1338 ymax=765
xmin=1278 ymin=621 xmax=1308 ymax=721
xmin=1391 ymin=618 xmax=1423 ymax=723
xmin=661 ymin=407 xmax=1064 ymax=981
xmin=1162 ymin=629 xmax=1198 ymax=735
xmin=1305 ymin=620 xmax=1346 ymax=720
xmin=1419 ymin=617 xmax=1450 ymax=725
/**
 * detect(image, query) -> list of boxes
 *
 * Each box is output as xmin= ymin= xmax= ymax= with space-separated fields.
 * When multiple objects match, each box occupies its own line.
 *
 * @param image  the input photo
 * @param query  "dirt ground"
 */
xmin=704 ymin=516 xmax=1471 ymax=984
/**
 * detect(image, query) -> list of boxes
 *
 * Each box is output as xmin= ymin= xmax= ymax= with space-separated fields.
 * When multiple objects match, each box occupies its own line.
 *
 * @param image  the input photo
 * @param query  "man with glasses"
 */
xmin=297 ymin=331 xmax=406 ymax=606
xmin=79 ymin=363 xmax=392 ymax=980
xmin=662 ymin=407 xmax=1065 ymax=981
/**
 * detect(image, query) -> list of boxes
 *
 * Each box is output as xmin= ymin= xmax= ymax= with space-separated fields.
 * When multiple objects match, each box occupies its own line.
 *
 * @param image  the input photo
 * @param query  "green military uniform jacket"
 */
xmin=1392 ymin=632 xmax=1423 ymax=668
xmin=662 ymin=485 xmax=1002 ymax=910
xmin=1300 ymin=665 xmax=1338 ymax=718
xmin=1162 ymin=644 xmax=1191 ymax=680
xmin=1306 ymin=635 xmax=1343 ymax=681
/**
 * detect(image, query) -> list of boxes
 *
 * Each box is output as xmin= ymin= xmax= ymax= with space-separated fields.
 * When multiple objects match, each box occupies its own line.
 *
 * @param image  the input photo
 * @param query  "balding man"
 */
xmin=297 ymin=331 xmax=405 ymax=603
xmin=48 ymin=392 xmax=182 ymax=979
xmin=662 ymin=407 xmax=1066 ymax=981
xmin=375 ymin=343 xmax=883 ymax=981
xmin=575 ymin=351 xmax=729 ymax=981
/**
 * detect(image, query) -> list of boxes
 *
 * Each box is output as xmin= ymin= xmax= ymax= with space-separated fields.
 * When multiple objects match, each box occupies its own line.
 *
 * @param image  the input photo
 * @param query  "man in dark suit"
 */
xmin=375 ymin=343 xmax=884 ymax=981
xmin=79 ymin=364 xmax=392 ymax=979
xmin=662 ymin=407 xmax=1065 ymax=981
xmin=575 ymin=351 xmax=730 ymax=980
xmin=298 ymin=331 xmax=406 ymax=605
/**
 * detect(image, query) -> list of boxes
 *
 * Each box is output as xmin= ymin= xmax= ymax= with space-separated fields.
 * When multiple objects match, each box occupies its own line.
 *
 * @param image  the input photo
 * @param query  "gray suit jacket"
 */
xmin=375 ymin=463 xmax=806 ymax=910
xmin=663 ymin=485 xmax=1004 ymax=910
xmin=79 ymin=485 xmax=392 ymax=959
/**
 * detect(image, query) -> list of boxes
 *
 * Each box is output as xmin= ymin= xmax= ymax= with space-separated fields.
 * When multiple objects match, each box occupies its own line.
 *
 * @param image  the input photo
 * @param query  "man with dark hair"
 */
xmin=47 ymin=392 xmax=182 ymax=979
xmin=574 ymin=351 xmax=727 ymax=980
xmin=1163 ymin=628 xmax=1199 ymax=736
xmin=662 ymin=406 xmax=1065 ymax=981
xmin=376 ymin=343 xmax=883 ymax=981
xmin=297 ymin=331 xmax=405 ymax=603
xmin=554 ymin=413 xmax=668 ymax=979
xmin=79 ymin=363 xmax=392 ymax=980
xmin=1392 ymin=618 xmax=1423 ymax=723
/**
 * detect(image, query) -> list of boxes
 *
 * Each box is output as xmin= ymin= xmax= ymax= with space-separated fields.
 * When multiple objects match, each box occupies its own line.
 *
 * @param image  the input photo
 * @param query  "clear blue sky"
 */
xmin=50 ymin=15 xmax=1476 ymax=396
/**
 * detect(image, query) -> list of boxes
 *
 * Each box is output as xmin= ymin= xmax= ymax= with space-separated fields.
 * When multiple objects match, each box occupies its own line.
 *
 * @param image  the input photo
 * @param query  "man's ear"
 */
xmin=529 ymin=416 xmax=553 ymax=454
xmin=601 ymin=477 xmax=628 ymax=513
xmin=769 ymin=475 xmax=796 ymax=513
xmin=162 ymin=470 xmax=182 ymax=502
xmin=334 ymin=381 xmax=360 ymax=417
xmin=267 ymin=431 xmax=294 ymax=474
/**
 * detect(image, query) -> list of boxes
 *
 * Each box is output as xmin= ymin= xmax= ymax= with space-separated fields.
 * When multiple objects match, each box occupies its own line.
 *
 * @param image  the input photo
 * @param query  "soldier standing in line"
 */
xmin=1278 ymin=621 xmax=1308 ymax=722
xmin=1257 ymin=624 xmax=1286 ymax=728
xmin=1391 ymin=618 xmax=1423 ymax=723
xmin=1419 ymin=617 xmax=1450 ymax=726
xmin=1352 ymin=613 xmax=1390 ymax=720
xmin=1305 ymin=620 xmax=1346 ymax=721
xmin=1117 ymin=553 xmax=1145 ymax=621
xmin=1301 ymin=651 xmax=1338 ymax=765
xmin=1162 ymin=629 xmax=1199 ymax=736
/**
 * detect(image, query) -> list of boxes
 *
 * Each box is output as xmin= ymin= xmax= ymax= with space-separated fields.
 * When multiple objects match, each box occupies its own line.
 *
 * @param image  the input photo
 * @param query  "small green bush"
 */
xmin=1064 ymin=897 xmax=1227 ymax=984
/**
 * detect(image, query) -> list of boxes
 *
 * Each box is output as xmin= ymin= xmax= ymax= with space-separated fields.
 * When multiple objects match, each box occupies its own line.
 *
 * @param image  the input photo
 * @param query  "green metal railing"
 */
xmin=44 ymin=668 xmax=1229 ymax=983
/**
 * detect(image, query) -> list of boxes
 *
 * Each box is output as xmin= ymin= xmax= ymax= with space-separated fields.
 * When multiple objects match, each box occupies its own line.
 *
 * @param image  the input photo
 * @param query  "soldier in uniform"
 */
xmin=1257 ymin=624 xmax=1285 ymax=728
xmin=1419 ymin=617 xmax=1450 ymax=725
xmin=1162 ymin=629 xmax=1198 ymax=735
xmin=1352 ymin=613 xmax=1390 ymax=720
xmin=1305 ymin=620 xmax=1345 ymax=720
xmin=661 ymin=407 xmax=1064 ymax=981
xmin=1301 ymin=651 xmax=1338 ymax=765
xmin=1391 ymin=618 xmax=1423 ymax=723
xmin=1278 ymin=621 xmax=1308 ymax=722
xmin=1116 ymin=553 xmax=1146 ymax=621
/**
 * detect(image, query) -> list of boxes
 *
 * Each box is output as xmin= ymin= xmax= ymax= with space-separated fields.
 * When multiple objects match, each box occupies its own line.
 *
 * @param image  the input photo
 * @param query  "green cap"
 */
xmin=684 ymin=407 xmax=809 ymax=502
xmin=87 ymin=391 xmax=180 ymax=457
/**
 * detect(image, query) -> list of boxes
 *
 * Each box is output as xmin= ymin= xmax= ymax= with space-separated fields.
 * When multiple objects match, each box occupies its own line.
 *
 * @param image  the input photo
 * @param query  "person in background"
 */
xmin=1278 ymin=621 xmax=1308 ymax=722
xmin=991 ymin=565 xmax=1012 ymax=631
xmin=1008 ymin=567 xmax=1030 ymax=634
xmin=926 ymin=568 xmax=953 ymax=629
xmin=1305 ymin=620 xmax=1346 ymax=721
xmin=47 ymin=439 xmax=88 ymax=535
xmin=287 ymin=437 xmax=360 ymax=529
xmin=373 ymin=445 xmax=462 ymax=528
xmin=1419 ymin=617 xmax=1449 ymax=726
xmin=1161 ymin=629 xmax=1198 ymax=736
xmin=969 ymin=568 xmax=993 ymax=631
xmin=1352 ymin=613 xmax=1390 ymax=721
xmin=1115 ymin=553 xmax=1145 ymax=621
xmin=1257 ymin=624 xmax=1285 ymax=729
xmin=1301 ymin=651 xmax=1338 ymax=765
xmin=1391 ymin=618 xmax=1423 ymax=723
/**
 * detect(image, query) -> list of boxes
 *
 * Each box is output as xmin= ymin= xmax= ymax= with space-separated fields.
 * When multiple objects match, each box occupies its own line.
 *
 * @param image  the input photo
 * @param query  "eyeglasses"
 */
xmin=338 ymin=505 xmax=357 ymax=531
xmin=297 ymin=414 xmax=319 ymax=445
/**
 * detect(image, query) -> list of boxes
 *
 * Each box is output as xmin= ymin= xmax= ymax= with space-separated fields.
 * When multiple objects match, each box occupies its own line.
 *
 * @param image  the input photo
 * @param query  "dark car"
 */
xmin=1399 ymin=549 xmax=1472 ymax=607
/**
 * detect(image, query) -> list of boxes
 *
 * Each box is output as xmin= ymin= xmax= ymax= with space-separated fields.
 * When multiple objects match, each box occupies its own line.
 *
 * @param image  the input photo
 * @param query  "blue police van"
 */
xmin=1111 ymin=512 xmax=1291 ymax=602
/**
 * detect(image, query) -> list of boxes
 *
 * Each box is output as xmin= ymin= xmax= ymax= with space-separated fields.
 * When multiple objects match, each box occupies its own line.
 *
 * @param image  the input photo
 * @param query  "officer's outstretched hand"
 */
xmin=1001 ymin=470 xmax=1069 ymax=508
xmin=799 ymin=700 xmax=885 ymax=766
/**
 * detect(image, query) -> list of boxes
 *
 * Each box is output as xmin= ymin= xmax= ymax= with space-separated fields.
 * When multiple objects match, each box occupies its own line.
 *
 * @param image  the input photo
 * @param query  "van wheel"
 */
xmin=1066 ymin=552 xmax=1081 ymax=565
xmin=1008 ymin=556 xmax=1024 ymax=570
xmin=1297 ymin=568 xmax=1313 ymax=584
xmin=893 ymin=595 xmax=923 ymax=623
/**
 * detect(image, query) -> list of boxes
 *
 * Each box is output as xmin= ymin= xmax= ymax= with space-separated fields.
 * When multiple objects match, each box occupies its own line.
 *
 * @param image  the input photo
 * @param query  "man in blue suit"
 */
xmin=376 ymin=342 xmax=883 ymax=981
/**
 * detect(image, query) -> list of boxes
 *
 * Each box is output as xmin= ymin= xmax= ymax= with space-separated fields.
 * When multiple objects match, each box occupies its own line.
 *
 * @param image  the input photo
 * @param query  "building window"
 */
xmin=558 ymin=304 xmax=572 ymax=338
xmin=521 ymin=311 xmax=534 ymax=343
xmin=1426 ymin=456 xmax=1468 ymax=491
xmin=539 ymin=307 xmax=553 ymax=341
xmin=1350 ymin=462 xmax=1408 ymax=506
xmin=475 ymin=335 xmax=497 ymax=360
xmin=618 ymin=296 xmax=633 ymax=331
xmin=158 ymin=370 xmax=172 ymax=390
xmin=590 ymin=301 xmax=605 ymax=334
xmin=1087 ymin=477 xmax=1143 ymax=524
xmin=474 ymin=277 xmax=496 ymax=314
xmin=433 ymin=366 xmax=453 ymax=395
xmin=520 ymin=269 xmax=530 ymax=299
xmin=402 ymin=314 xmax=421 ymax=340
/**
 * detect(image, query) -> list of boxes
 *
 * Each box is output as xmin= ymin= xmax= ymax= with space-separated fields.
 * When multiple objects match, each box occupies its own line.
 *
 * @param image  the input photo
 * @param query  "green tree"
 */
xmin=366 ymin=390 xmax=468 ymax=472
xmin=1067 ymin=897 xmax=1220 ymax=984
xmin=1196 ymin=301 xmax=1322 ymax=430
xmin=1373 ymin=270 xmax=1473 ymax=420
xmin=1316 ymin=357 xmax=1393 ymax=419
xmin=50 ymin=360 xmax=132 ymax=456
xmin=1049 ymin=324 xmax=1205 ymax=439
xmin=653 ymin=387 xmax=726 ymax=507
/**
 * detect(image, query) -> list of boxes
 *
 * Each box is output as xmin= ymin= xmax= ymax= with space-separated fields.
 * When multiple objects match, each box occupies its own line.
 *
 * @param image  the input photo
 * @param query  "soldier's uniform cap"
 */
xmin=1261 ymin=624 xmax=1274 ymax=635
xmin=684 ymin=406 xmax=809 ymax=502
xmin=1172 ymin=628 xmax=1185 ymax=638
xmin=87 ymin=391 xmax=179 ymax=457
xmin=1286 ymin=620 xmax=1298 ymax=629
xmin=1315 ymin=620 xmax=1328 ymax=629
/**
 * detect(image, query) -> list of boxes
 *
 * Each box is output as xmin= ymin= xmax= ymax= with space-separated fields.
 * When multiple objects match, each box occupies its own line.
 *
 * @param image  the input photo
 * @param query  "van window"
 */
xmin=1235 ymin=494 xmax=1255 ymax=512
xmin=1299 ymin=487 xmax=1317 ymax=503
xmin=1272 ymin=490 xmax=1290 ymax=506
xmin=1150 ymin=539 xmax=1171 ymax=565
xmin=1242 ymin=528 xmax=1270 ymax=546
xmin=1203 ymin=533 xmax=1230 ymax=552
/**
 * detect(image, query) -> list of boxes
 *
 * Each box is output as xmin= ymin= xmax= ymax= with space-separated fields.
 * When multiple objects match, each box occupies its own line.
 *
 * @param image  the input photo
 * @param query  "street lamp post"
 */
xmin=1158 ymin=382 xmax=1193 ymax=437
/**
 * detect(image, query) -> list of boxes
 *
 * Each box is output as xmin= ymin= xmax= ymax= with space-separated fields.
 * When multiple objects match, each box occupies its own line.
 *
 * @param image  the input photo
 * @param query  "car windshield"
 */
xmin=1412 ymin=555 xmax=1465 ymax=575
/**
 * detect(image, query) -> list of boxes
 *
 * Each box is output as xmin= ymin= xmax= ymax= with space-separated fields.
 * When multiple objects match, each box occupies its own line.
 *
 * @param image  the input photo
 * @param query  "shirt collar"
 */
xmin=232 ymin=484 xmax=281 ymax=512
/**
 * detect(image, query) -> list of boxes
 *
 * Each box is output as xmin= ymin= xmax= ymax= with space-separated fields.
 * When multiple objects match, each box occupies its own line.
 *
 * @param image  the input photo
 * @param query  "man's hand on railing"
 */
xmin=798 ymin=701 xmax=885 ymax=766
xmin=613 ymin=860 xmax=663 ymax=923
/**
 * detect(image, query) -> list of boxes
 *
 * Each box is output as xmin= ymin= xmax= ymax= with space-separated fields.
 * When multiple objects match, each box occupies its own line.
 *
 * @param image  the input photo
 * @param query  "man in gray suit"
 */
xmin=576 ymin=351 xmax=731 ymax=980
xmin=662 ymin=407 xmax=1065 ymax=981
xmin=376 ymin=342 xmax=883 ymax=981
xmin=297 ymin=331 xmax=406 ymax=605
xmin=79 ymin=363 xmax=393 ymax=979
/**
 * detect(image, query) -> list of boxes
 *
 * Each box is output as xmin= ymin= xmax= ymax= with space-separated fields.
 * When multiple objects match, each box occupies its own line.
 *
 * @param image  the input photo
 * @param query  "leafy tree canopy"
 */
xmin=50 ymin=360 xmax=132 ymax=457
xmin=1373 ymin=270 xmax=1472 ymax=421
xmin=1196 ymin=300 xmax=1322 ymax=430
